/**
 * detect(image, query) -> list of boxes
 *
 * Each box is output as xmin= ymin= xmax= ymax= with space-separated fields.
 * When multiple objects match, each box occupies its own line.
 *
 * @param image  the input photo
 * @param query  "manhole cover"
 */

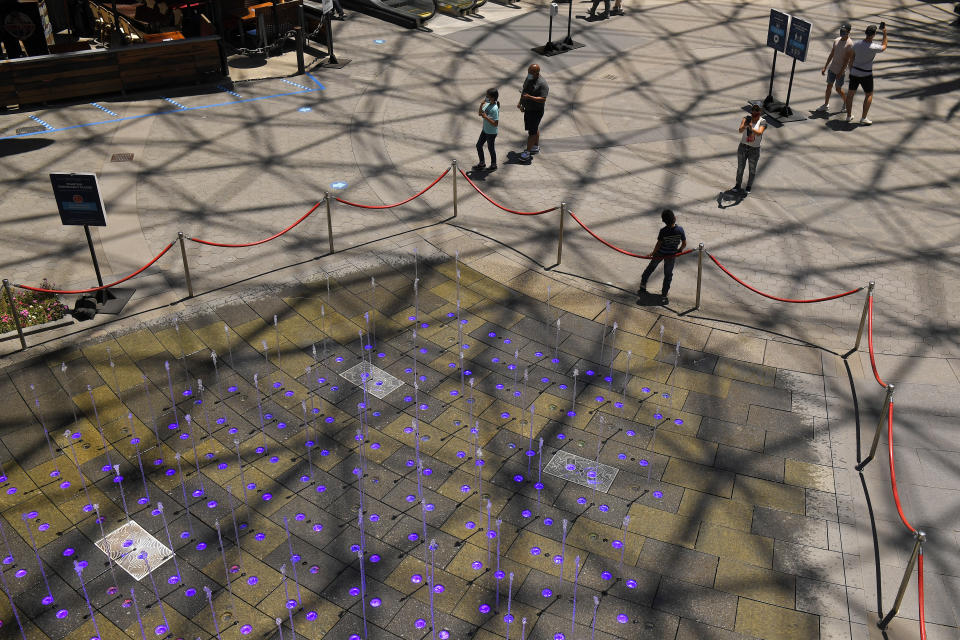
xmin=16 ymin=125 xmax=45 ymax=135
xmin=111 ymin=153 xmax=134 ymax=162
xmin=340 ymin=362 xmax=402 ymax=399
xmin=543 ymin=451 xmax=618 ymax=493
xmin=95 ymin=520 xmax=173 ymax=580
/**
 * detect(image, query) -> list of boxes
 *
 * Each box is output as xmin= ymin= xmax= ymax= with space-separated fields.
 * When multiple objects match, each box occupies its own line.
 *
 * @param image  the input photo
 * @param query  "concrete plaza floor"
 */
xmin=1 ymin=0 xmax=959 ymax=638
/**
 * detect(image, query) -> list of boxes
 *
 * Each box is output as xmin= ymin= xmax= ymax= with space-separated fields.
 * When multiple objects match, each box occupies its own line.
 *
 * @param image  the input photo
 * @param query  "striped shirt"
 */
xmin=658 ymin=224 xmax=686 ymax=255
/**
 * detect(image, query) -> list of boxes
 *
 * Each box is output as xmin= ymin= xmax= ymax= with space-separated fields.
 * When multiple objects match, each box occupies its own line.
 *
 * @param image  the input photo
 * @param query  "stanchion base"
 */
xmin=95 ymin=287 xmax=136 ymax=315
xmin=532 ymin=39 xmax=585 ymax=56
xmin=748 ymin=99 xmax=806 ymax=123
xmin=318 ymin=56 xmax=351 ymax=69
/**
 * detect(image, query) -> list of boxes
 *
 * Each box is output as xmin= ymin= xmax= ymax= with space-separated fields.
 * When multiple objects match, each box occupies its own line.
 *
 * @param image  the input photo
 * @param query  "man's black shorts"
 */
xmin=849 ymin=74 xmax=874 ymax=93
xmin=523 ymin=109 xmax=544 ymax=134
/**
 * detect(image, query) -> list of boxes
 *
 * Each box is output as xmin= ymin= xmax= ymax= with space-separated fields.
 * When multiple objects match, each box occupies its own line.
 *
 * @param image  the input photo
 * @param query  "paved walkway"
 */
xmin=0 ymin=0 xmax=959 ymax=638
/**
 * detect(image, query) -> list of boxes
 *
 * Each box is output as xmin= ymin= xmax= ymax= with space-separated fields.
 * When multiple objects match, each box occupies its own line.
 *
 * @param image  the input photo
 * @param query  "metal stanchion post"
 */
xmin=855 ymin=383 xmax=894 ymax=471
xmin=2 ymin=279 xmax=27 ymax=350
xmin=878 ymin=531 xmax=926 ymax=629
xmin=556 ymin=203 xmax=566 ymax=266
xmin=177 ymin=233 xmax=194 ymax=299
xmin=295 ymin=26 xmax=305 ymax=74
xmin=451 ymin=159 xmax=458 ymax=219
xmin=325 ymin=193 xmax=335 ymax=254
xmin=851 ymin=282 xmax=875 ymax=354
xmin=694 ymin=243 xmax=704 ymax=310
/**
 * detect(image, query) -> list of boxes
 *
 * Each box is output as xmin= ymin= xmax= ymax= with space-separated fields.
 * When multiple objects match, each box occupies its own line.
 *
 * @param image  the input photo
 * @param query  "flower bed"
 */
xmin=1 ymin=281 xmax=70 ymax=332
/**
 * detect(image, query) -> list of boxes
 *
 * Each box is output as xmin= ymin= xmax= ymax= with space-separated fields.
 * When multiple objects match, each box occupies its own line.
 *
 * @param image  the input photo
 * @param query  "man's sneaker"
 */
xmin=745 ymin=184 xmax=752 ymax=193
xmin=732 ymin=184 xmax=743 ymax=193
xmin=637 ymin=285 xmax=647 ymax=295
xmin=845 ymin=114 xmax=853 ymax=123
xmin=660 ymin=295 xmax=669 ymax=305
xmin=859 ymin=117 xmax=873 ymax=125
xmin=520 ymin=150 xmax=531 ymax=160
xmin=472 ymin=162 xmax=486 ymax=170
xmin=531 ymin=146 xmax=541 ymax=154
xmin=816 ymin=103 xmax=829 ymax=112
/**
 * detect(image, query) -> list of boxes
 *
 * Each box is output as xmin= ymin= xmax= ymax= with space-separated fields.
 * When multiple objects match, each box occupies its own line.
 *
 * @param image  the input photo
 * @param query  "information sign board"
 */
xmin=786 ymin=16 xmax=812 ymax=61
xmin=767 ymin=9 xmax=789 ymax=52
xmin=49 ymin=172 xmax=107 ymax=226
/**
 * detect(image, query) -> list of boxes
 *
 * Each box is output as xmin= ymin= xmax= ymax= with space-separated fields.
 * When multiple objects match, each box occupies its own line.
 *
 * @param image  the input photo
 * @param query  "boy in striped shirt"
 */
xmin=638 ymin=209 xmax=687 ymax=305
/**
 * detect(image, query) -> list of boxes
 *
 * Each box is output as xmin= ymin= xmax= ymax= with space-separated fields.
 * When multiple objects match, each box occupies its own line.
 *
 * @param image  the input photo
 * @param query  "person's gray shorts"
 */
xmin=826 ymin=69 xmax=845 ymax=87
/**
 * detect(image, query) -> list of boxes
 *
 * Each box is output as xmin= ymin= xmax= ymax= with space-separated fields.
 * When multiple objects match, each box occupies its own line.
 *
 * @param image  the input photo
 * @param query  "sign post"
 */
xmin=544 ymin=2 xmax=558 ymax=52
xmin=49 ymin=172 xmax=134 ymax=315
xmin=781 ymin=16 xmax=811 ymax=116
xmin=763 ymin=9 xmax=788 ymax=108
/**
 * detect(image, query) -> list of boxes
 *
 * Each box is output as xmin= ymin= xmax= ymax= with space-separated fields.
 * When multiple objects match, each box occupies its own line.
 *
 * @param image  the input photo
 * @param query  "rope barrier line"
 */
xmin=567 ymin=209 xmax=694 ymax=259
xmin=334 ymin=169 xmax=450 ymax=209
xmin=189 ymin=201 xmax=323 ymax=247
xmin=886 ymin=400 xmax=917 ymax=535
xmin=867 ymin=296 xmax=887 ymax=388
xmin=458 ymin=169 xmax=558 ymax=215
xmin=14 ymin=241 xmax=176 ymax=294
xmin=708 ymin=253 xmax=863 ymax=303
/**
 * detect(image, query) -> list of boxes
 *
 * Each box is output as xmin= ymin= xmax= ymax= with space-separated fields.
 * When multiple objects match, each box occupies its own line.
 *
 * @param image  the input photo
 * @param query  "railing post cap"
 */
xmin=2 ymin=278 xmax=8 ymax=284
xmin=178 ymin=231 xmax=184 ymax=238
xmin=698 ymin=242 xmax=704 ymax=249
xmin=887 ymin=383 xmax=895 ymax=391
xmin=868 ymin=281 xmax=875 ymax=288
xmin=917 ymin=530 xmax=927 ymax=542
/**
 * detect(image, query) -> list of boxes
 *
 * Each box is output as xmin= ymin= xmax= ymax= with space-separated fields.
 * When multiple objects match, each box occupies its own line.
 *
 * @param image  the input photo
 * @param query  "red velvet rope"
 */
xmin=459 ymin=169 xmax=558 ymax=215
xmin=189 ymin=201 xmax=323 ymax=247
xmin=867 ymin=296 xmax=887 ymax=388
xmin=708 ymin=253 xmax=862 ymax=303
xmin=15 ymin=241 xmax=176 ymax=294
xmin=334 ymin=169 xmax=450 ymax=209
xmin=567 ymin=209 xmax=694 ymax=259
xmin=887 ymin=400 xmax=917 ymax=534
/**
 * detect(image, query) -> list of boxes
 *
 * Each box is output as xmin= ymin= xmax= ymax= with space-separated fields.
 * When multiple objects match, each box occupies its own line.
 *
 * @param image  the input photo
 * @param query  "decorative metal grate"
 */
xmin=95 ymin=520 xmax=173 ymax=580
xmin=111 ymin=153 xmax=135 ymax=162
xmin=543 ymin=450 xmax=619 ymax=493
xmin=15 ymin=126 xmax=45 ymax=135
xmin=340 ymin=362 xmax=403 ymax=399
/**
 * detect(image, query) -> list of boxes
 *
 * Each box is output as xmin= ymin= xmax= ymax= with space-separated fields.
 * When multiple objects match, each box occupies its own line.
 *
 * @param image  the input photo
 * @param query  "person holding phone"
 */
xmin=733 ymin=104 xmax=767 ymax=194
xmin=474 ymin=88 xmax=500 ymax=171
xmin=844 ymin=22 xmax=888 ymax=125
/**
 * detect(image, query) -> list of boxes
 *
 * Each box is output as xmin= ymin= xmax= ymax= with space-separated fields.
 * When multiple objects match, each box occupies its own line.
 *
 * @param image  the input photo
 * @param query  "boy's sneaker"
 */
xmin=472 ymin=162 xmax=486 ymax=170
xmin=816 ymin=103 xmax=829 ymax=112
xmin=859 ymin=117 xmax=873 ymax=125
xmin=845 ymin=114 xmax=853 ymax=123
xmin=745 ymin=184 xmax=752 ymax=193
xmin=660 ymin=295 xmax=669 ymax=305
xmin=637 ymin=285 xmax=647 ymax=295
xmin=531 ymin=146 xmax=540 ymax=154
xmin=520 ymin=150 xmax=531 ymax=160
xmin=488 ymin=164 xmax=498 ymax=171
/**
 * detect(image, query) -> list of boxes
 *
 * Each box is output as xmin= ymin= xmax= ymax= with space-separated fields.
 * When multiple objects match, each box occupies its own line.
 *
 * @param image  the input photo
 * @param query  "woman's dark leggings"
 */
xmin=476 ymin=132 xmax=497 ymax=166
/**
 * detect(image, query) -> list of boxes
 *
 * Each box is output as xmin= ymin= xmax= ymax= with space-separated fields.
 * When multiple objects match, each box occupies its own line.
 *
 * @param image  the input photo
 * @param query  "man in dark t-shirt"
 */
xmin=518 ymin=64 xmax=548 ymax=161
xmin=638 ymin=209 xmax=687 ymax=305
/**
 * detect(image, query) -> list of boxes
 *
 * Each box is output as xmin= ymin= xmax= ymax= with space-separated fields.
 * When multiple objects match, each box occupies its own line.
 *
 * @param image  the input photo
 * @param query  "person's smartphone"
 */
xmin=879 ymin=21 xmax=885 ymax=30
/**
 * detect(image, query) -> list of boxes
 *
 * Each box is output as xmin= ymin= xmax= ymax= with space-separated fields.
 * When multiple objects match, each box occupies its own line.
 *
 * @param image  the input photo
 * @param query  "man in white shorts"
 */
xmin=844 ymin=23 xmax=888 ymax=125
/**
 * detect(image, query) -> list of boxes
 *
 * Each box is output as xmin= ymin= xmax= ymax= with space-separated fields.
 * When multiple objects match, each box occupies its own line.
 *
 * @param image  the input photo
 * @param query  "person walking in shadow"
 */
xmin=637 ymin=209 xmax=687 ymax=306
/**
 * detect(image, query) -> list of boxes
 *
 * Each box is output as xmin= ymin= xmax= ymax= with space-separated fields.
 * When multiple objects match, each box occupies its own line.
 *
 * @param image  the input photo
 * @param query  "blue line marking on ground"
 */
xmin=217 ymin=84 xmax=242 ymax=98
xmin=163 ymin=97 xmax=188 ymax=110
xmin=1 ymin=87 xmax=323 ymax=140
xmin=306 ymin=73 xmax=325 ymax=89
xmin=282 ymin=79 xmax=309 ymax=90
xmin=90 ymin=103 xmax=119 ymax=116
xmin=28 ymin=115 xmax=54 ymax=130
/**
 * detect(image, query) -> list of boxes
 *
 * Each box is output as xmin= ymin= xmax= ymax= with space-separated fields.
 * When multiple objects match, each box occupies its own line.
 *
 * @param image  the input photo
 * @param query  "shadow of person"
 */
xmin=825 ymin=118 xmax=859 ymax=132
xmin=716 ymin=188 xmax=745 ymax=209
xmin=635 ymin=290 xmax=667 ymax=307
xmin=505 ymin=150 xmax=531 ymax=165
xmin=464 ymin=167 xmax=492 ymax=181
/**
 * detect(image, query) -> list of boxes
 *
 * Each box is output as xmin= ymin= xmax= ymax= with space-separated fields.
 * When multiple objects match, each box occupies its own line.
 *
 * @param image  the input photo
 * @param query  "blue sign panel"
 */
xmin=767 ymin=9 xmax=789 ymax=52
xmin=50 ymin=172 xmax=107 ymax=226
xmin=786 ymin=16 xmax=812 ymax=61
